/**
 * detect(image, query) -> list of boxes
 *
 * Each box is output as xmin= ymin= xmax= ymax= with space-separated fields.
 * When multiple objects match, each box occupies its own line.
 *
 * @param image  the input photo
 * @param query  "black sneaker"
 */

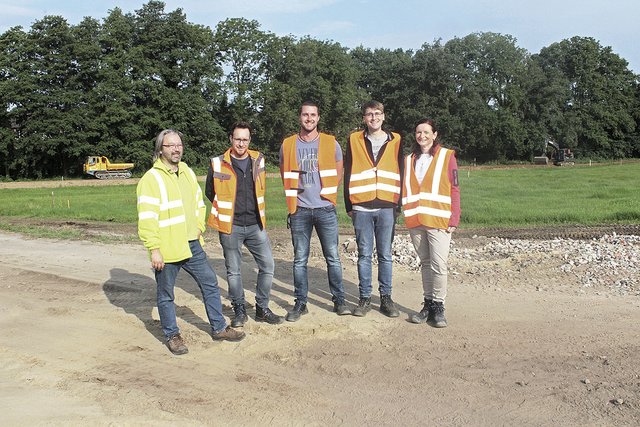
xmin=285 ymin=300 xmax=308 ymax=322
xmin=333 ymin=300 xmax=351 ymax=316
xmin=380 ymin=294 xmax=400 ymax=318
xmin=256 ymin=306 xmax=284 ymax=324
xmin=409 ymin=299 xmax=432 ymax=324
xmin=231 ymin=303 xmax=248 ymax=327
xmin=352 ymin=297 xmax=371 ymax=317
xmin=427 ymin=301 xmax=447 ymax=328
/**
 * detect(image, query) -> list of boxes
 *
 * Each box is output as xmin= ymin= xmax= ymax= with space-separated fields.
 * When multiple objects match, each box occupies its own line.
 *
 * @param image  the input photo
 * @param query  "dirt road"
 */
xmin=1 ymin=227 xmax=639 ymax=426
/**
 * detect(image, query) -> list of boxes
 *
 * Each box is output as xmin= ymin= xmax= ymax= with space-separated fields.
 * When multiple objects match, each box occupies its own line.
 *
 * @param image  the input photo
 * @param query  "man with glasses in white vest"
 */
xmin=137 ymin=129 xmax=245 ymax=355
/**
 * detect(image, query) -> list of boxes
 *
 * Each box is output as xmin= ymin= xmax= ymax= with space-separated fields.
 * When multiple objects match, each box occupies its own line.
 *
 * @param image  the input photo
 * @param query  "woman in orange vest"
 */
xmin=402 ymin=118 xmax=460 ymax=328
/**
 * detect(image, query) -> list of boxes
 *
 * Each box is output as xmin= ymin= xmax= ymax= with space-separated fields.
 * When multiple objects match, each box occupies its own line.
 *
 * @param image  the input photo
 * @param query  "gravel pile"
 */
xmin=342 ymin=233 xmax=640 ymax=296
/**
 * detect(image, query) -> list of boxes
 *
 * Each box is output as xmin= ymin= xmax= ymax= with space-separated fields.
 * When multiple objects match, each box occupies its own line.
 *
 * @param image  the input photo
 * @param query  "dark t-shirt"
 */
xmin=230 ymin=156 xmax=258 ymax=226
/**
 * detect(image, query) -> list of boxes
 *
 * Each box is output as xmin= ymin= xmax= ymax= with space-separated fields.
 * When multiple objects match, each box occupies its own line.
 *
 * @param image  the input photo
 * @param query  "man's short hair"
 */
xmin=228 ymin=121 xmax=252 ymax=137
xmin=361 ymin=100 xmax=384 ymax=115
xmin=300 ymin=100 xmax=320 ymax=115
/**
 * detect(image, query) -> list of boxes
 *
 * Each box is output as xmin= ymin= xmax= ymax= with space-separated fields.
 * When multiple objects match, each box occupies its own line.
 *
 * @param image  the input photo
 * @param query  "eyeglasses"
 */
xmin=162 ymin=144 xmax=183 ymax=149
xmin=364 ymin=111 xmax=383 ymax=118
xmin=233 ymin=138 xmax=250 ymax=145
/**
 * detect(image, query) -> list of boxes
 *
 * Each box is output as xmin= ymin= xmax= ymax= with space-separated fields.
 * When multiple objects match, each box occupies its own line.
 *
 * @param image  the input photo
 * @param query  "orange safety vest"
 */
xmin=281 ymin=133 xmax=339 ymax=214
xmin=347 ymin=131 xmax=401 ymax=205
xmin=207 ymin=149 xmax=266 ymax=234
xmin=402 ymin=146 xmax=453 ymax=230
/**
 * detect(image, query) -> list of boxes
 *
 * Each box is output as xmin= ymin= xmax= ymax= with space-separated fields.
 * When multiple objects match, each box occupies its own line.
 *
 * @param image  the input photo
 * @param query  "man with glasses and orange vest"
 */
xmin=279 ymin=101 xmax=351 ymax=321
xmin=206 ymin=122 xmax=285 ymax=328
xmin=137 ymin=129 xmax=245 ymax=355
xmin=344 ymin=101 xmax=404 ymax=318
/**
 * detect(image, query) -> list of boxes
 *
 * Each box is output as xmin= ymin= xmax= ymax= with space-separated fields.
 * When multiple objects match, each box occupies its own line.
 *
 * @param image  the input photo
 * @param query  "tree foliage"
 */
xmin=0 ymin=2 xmax=638 ymax=179
xmin=535 ymin=37 xmax=638 ymax=158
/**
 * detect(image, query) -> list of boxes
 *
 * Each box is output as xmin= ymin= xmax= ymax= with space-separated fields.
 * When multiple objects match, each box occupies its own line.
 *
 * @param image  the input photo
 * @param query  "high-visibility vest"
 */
xmin=402 ymin=146 xmax=453 ymax=230
xmin=347 ymin=131 xmax=401 ymax=205
xmin=206 ymin=149 xmax=266 ymax=234
xmin=137 ymin=159 xmax=206 ymax=262
xmin=281 ymin=133 xmax=339 ymax=214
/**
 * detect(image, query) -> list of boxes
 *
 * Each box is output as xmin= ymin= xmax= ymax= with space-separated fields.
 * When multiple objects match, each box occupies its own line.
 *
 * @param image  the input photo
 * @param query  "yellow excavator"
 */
xmin=83 ymin=156 xmax=134 ymax=179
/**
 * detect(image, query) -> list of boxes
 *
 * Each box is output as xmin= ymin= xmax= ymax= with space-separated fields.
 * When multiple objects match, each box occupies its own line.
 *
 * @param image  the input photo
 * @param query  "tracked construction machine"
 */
xmin=533 ymin=139 xmax=575 ymax=166
xmin=83 ymin=156 xmax=134 ymax=179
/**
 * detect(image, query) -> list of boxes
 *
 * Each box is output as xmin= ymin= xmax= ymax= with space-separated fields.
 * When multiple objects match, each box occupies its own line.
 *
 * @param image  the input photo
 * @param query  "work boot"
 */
xmin=409 ymin=299 xmax=432 ymax=324
xmin=352 ymin=297 xmax=371 ymax=317
xmin=333 ymin=300 xmax=351 ymax=316
xmin=255 ymin=306 xmax=284 ymax=324
xmin=231 ymin=303 xmax=248 ymax=327
xmin=380 ymin=294 xmax=400 ymax=318
xmin=212 ymin=326 xmax=246 ymax=342
xmin=166 ymin=333 xmax=188 ymax=355
xmin=427 ymin=301 xmax=447 ymax=328
xmin=285 ymin=300 xmax=308 ymax=322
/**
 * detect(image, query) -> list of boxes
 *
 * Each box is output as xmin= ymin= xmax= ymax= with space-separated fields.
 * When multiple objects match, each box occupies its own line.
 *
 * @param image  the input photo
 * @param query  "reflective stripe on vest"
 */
xmin=210 ymin=156 xmax=233 ymax=229
xmin=253 ymin=154 xmax=267 ymax=228
xmin=189 ymin=167 xmax=206 ymax=220
xmin=402 ymin=147 xmax=452 ymax=229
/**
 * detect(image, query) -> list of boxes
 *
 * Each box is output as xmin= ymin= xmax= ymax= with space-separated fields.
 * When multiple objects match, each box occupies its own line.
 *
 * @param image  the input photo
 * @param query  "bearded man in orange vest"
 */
xmin=205 ymin=122 xmax=284 ymax=327
xmin=344 ymin=100 xmax=404 ymax=318
xmin=279 ymin=101 xmax=351 ymax=321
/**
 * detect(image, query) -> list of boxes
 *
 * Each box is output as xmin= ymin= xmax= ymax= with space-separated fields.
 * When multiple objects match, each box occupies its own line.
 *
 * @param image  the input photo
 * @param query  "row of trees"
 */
xmin=1 ymin=1 xmax=638 ymax=179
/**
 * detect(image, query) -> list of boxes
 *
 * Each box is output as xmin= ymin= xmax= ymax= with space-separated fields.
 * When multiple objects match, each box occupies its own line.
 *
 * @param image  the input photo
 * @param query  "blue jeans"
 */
xmin=290 ymin=205 xmax=345 ymax=304
xmin=155 ymin=240 xmax=227 ymax=338
xmin=352 ymin=208 xmax=395 ymax=297
xmin=219 ymin=224 xmax=275 ymax=308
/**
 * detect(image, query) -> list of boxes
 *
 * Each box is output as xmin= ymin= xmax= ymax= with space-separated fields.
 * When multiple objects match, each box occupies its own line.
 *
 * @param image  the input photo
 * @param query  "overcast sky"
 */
xmin=1 ymin=0 xmax=638 ymax=72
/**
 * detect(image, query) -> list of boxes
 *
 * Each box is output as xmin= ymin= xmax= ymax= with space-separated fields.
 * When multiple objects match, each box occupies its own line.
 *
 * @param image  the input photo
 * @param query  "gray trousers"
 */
xmin=409 ymin=226 xmax=452 ymax=303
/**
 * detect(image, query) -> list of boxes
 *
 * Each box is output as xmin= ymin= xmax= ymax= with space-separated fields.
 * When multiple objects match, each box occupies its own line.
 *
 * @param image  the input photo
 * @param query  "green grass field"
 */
xmin=0 ymin=163 xmax=638 ymax=234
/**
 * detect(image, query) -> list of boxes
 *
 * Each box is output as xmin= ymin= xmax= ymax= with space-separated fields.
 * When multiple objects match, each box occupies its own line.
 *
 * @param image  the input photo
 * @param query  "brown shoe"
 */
xmin=166 ymin=333 xmax=188 ymax=355
xmin=212 ymin=326 xmax=246 ymax=342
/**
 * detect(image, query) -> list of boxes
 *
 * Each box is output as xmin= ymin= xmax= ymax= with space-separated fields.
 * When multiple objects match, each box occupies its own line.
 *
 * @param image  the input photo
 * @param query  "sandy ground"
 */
xmin=1 ymin=227 xmax=639 ymax=426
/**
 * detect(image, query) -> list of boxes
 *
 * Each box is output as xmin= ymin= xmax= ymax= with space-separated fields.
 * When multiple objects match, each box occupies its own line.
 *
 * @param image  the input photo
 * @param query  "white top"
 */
xmin=414 ymin=153 xmax=433 ymax=185
xmin=369 ymin=133 xmax=387 ymax=162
